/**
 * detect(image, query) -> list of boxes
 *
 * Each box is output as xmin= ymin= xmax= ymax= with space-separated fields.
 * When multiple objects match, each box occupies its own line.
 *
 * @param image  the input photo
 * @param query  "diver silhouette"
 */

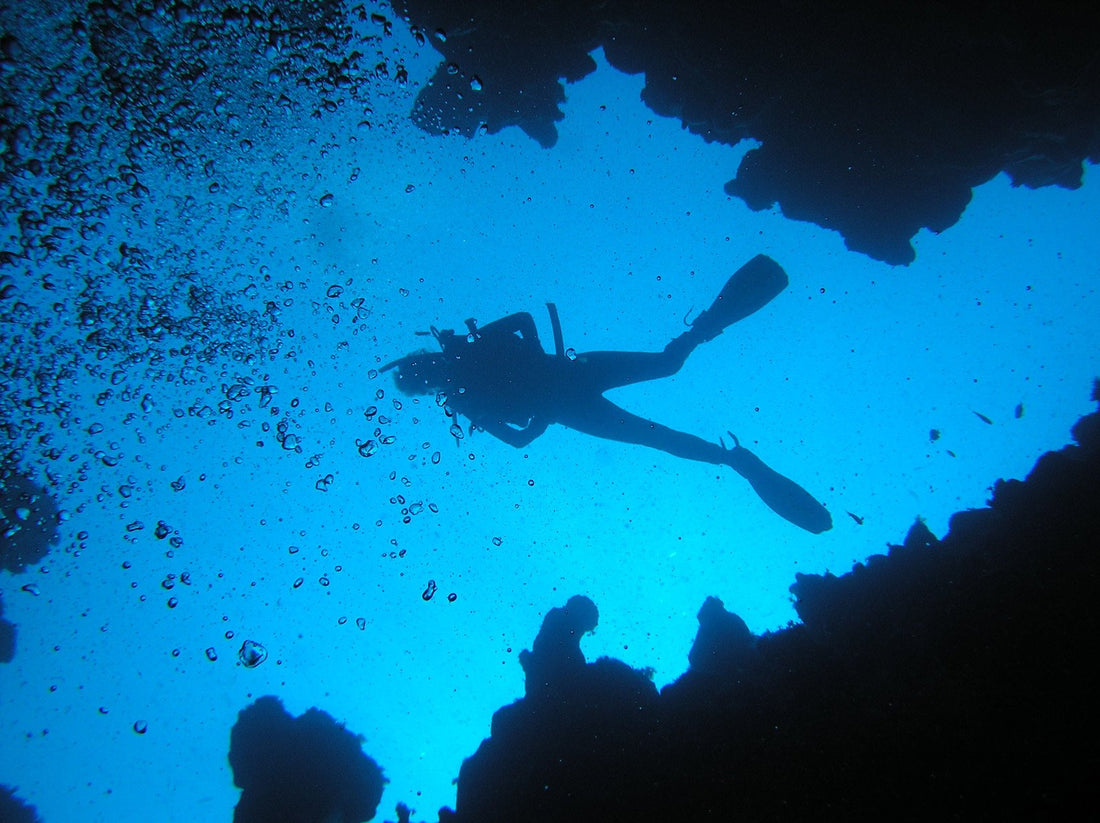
xmin=382 ymin=255 xmax=832 ymax=533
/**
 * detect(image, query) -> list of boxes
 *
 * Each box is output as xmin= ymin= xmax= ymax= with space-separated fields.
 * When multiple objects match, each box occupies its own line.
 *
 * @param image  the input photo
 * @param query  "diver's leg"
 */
xmin=558 ymin=397 xmax=833 ymax=533
xmin=571 ymin=346 xmax=692 ymax=394
xmin=557 ymin=395 xmax=727 ymax=463
xmin=570 ymin=257 xmax=790 ymax=393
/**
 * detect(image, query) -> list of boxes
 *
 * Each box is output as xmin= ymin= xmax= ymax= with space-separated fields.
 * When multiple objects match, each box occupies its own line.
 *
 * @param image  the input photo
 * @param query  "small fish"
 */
xmin=846 ymin=511 xmax=864 ymax=525
xmin=1014 ymin=403 xmax=1024 ymax=419
xmin=973 ymin=411 xmax=993 ymax=425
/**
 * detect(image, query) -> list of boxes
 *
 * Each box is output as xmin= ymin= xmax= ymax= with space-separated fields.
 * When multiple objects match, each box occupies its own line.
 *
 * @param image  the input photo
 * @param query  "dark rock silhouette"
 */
xmin=229 ymin=696 xmax=387 ymax=823
xmin=457 ymin=595 xmax=660 ymax=822
xmin=440 ymin=380 xmax=1100 ymax=821
xmin=518 ymin=594 xmax=600 ymax=694
xmin=686 ymin=595 xmax=755 ymax=677
xmin=0 ymin=785 xmax=40 ymax=823
xmin=396 ymin=0 xmax=1100 ymax=264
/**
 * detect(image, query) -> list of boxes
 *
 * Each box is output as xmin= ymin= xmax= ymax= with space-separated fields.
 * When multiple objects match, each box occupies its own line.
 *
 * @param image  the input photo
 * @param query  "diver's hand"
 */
xmin=481 ymin=416 xmax=548 ymax=448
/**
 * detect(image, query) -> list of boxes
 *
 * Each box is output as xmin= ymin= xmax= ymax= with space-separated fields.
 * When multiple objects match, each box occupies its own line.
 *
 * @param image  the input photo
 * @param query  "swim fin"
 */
xmin=722 ymin=432 xmax=832 ymax=534
xmin=689 ymin=254 xmax=789 ymax=342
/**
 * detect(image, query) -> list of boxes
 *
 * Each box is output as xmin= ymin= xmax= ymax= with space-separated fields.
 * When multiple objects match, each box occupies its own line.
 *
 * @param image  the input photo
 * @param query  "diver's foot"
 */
xmin=719 ymin=430 xmax=749 ymax=470
xmin=664 ymin=330 xmax=700 ymax=364
xmin=685 ymin=305 xmax=722 ymax=343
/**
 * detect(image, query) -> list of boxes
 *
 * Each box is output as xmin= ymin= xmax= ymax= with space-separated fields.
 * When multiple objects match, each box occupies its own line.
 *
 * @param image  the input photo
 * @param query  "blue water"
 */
xmin=1 ymin=10 xmax=1098 ymax=822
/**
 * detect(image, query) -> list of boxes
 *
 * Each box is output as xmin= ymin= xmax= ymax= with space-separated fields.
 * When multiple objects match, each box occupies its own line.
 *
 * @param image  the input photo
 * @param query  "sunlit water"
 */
xmin=1 ymin=10 xmax=1097 ymax=821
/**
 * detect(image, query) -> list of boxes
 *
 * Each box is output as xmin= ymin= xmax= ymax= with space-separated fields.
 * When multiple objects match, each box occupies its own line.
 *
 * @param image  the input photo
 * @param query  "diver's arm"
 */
xmin=475 ymin=312 xmax=540 ymax=343
xmin=479 ymin=415 xmax=549 ymax=448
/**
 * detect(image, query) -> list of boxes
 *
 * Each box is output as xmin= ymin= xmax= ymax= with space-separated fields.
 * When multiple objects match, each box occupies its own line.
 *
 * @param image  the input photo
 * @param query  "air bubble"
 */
xmin=238 ymin=640 xmax=267 ymax=668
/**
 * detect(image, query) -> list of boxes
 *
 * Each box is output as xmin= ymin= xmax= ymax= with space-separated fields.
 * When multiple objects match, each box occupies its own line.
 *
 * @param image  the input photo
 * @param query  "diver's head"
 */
xmin=389 ymin=350 xmax=450 ymax=396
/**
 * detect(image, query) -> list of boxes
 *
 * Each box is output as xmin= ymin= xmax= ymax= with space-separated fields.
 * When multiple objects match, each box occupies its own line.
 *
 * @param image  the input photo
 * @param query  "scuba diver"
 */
xmin=381 ymin=255 xmax=832 ymax=533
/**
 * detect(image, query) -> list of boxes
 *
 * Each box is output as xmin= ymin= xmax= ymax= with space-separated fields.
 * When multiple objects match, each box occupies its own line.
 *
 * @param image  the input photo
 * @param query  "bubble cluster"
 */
xmin=0 ymin=0 xmax=413 ymax=477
